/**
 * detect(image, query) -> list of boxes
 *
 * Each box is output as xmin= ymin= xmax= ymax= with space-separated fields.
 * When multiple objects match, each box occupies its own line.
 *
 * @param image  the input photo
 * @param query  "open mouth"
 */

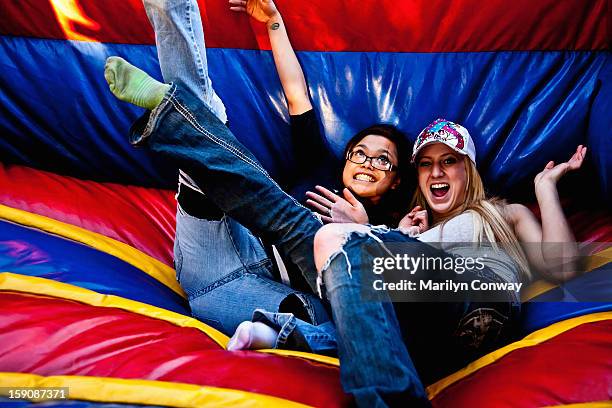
xmin=430 ymin=183 xmax=450 ymax=198
xmin=354 ymin=173 xmax=376 ymax=183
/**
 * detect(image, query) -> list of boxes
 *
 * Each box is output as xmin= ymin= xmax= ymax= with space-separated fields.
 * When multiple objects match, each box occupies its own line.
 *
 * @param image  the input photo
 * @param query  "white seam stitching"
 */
xmin=172 ymin=97 xmax=266 ymax=172
xmin=142 ymin=86 xmax=177 ymax=138
xmin=168 ymin=94 xmax=320 ymax=221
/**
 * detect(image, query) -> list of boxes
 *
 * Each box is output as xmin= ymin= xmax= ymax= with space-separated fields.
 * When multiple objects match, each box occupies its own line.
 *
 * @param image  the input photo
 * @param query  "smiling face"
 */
xmin=342 ymin=134 xmax=400 ymax=204
xmin=416 ymin=143 xmax=468 ymax=218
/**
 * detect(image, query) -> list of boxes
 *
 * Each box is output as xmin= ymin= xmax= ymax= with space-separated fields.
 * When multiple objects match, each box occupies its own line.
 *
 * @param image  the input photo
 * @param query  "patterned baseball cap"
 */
xmin=411 ymin=118 xmax=476 ymax=164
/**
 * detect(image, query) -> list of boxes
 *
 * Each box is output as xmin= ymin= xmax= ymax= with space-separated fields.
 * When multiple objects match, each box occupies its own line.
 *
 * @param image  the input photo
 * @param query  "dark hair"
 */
xmin=342 ymin=124 xmax=415 ymax=227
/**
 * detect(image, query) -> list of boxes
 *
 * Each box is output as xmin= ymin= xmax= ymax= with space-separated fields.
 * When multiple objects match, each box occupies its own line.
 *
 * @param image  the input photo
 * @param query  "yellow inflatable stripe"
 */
xmin=522 ymin=246 xmax=611 ymax=302
xmin=0 ymin=273 xmax=340 ymax=367
xmin=0 ymin=372 xmax=312 ymax=408
xmin=426 ymin=311 xmax=612 ymax=399
xmin=0 ymin=204 xmax=185 ymax=297
xmin=521 ymin=279 xmax=557 ymax=302
xmin=584 ymin=246 xmax=612 ymax=271
xmin=0 ymin=272 xmax=226 ymax=347
xmin=256 ymin=348 xmax=339 ymax=366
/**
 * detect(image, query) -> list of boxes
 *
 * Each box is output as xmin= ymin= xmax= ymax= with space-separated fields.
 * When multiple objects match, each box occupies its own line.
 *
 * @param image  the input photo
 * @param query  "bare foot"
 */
xmin=227 ymin=321 xmax=278 ymax=350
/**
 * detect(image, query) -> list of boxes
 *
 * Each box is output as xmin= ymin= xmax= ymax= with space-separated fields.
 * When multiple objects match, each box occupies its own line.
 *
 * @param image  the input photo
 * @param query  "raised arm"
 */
xmin=230 ymin=0 xmax=312 ymax=115
xmin=508 ymin=145 xmax=587 ymax=282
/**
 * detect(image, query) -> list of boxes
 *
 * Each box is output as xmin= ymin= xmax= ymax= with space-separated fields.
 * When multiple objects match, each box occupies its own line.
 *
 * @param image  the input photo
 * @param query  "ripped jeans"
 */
xmin=319 ymin=227 xmax=520 ymax=407
xmin=143 ymin=0 xmax=227 ymax=122
xmin=130 ymin=83 xmax=519 ymax=407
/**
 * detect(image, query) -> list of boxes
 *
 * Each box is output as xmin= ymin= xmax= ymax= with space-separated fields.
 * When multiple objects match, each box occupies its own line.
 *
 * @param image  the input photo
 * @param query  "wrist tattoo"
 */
xmin=270 ymin=22 xmax=280 ymax=30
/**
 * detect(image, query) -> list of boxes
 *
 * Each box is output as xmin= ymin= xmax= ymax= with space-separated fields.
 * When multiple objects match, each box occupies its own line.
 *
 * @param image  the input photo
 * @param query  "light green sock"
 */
xmin=104 ymin=56 xmax=170 ymax=110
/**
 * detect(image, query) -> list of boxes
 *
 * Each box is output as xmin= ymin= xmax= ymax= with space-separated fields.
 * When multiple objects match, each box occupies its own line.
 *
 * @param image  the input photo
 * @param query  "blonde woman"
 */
xmin=314 ymin=118 xmax=585 ymax=406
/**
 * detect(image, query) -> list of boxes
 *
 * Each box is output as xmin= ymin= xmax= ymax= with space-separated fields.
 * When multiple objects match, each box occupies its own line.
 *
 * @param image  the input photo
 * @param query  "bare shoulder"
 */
xmin=506 ymin=203 xmax=530 ymax=215
xmin=504 ymin=203 xmax=535 ymax=226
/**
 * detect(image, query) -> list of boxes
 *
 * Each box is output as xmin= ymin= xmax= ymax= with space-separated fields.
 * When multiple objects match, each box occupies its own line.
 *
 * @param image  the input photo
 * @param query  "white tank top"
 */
xmin=417 ymin=212 xmax=476 ymax=244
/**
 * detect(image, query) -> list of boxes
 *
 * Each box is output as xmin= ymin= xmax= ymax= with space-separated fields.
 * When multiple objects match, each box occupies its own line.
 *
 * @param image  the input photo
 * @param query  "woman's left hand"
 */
xmin=398 ymin=206 xmax=429 ymax=235
xmin=306 ymin=186 xmax=369 ymax=224
xmin=534 ymin=145 xmax=587 ymax=190
xmin=229 ymin=0 xmax=279 ymax=24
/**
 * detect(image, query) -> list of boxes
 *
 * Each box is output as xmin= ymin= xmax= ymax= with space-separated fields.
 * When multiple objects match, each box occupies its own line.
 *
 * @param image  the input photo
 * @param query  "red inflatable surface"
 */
xmin=1 ymin=0 xmax=607 ymax=51
xmin=0 ymin=163 xmax=176 ymax=266
xmin=0 ymin=0 xmax=609 ymax=403
xmin=0 ymin=291 xmax=350 ymax=407
xmin=431 ymin=319 xmax=612 ymax=407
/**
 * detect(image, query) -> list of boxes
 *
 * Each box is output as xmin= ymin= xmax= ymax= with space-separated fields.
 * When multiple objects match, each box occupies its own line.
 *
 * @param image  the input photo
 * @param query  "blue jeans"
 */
xmin=320 ymin=228 xmax=520 ymax=407
xmin=175 ymin=198 xmax=333 ymax=352
xmin=130 ymin=81 xmax=519 ymax=407
xmin=143 ymin=0 xmax=226 ymax=122
xmin=143 ymin=0 xmax=334 ymax=353
xmin=131 ymin=84 xmax=322 ymax=287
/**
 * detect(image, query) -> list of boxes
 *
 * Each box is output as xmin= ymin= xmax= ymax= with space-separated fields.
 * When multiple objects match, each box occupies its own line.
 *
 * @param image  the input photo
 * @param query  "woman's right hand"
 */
xmin=229 ymin=0 xmax=279 ymax=24
xmin=306 ymin=186 xmax=369 ymax=224
xmin=534 ymin=145 xmax=587 ymax=193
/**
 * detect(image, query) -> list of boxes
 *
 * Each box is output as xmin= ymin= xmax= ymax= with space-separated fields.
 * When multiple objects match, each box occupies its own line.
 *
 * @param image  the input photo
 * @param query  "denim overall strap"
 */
xmin=131 ymin=83 xmax=323 ymax=292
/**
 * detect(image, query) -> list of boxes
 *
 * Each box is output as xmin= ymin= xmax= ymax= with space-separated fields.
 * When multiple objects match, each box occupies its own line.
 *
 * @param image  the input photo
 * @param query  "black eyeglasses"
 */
xmin=346 ymin=150 xmax=396 ymax=171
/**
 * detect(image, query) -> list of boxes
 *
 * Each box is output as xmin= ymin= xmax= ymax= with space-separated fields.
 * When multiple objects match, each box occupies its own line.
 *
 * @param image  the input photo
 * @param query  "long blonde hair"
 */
xmin=411 ymin=156 xmax=531 ymax=281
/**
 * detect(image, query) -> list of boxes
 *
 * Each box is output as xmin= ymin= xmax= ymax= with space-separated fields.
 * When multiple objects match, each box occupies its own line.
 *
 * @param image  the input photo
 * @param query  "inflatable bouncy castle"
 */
xmin=0 ymin=0 xmax=610 ymax=406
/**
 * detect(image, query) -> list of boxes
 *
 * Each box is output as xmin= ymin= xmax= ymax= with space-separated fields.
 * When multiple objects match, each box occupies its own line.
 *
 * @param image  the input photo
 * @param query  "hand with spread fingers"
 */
xmin=306 ymin=186 xmax=369 ymax=224
xmin=398 ymin=205 xmax=429 ymax=236
xmin=534 ymin=145 xmax=587 ymax=191
xmin=229 ymin=0 xmax=279 ymax=23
